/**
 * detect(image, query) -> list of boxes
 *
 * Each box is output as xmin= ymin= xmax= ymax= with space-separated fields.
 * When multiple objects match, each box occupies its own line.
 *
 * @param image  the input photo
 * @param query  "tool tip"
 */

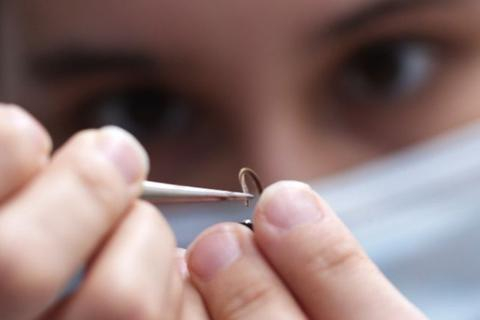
xmin=227 ymin=191 xmax=255 ymax=199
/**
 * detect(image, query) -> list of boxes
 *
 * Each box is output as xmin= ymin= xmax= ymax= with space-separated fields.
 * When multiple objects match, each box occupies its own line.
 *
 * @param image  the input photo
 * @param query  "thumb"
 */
xmin=253 ymin=181 xmax=427 ymax=320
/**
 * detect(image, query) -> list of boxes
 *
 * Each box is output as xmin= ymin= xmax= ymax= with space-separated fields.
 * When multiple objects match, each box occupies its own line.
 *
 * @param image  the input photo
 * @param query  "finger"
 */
xmin=0 ymin=104 xmax=52 ymax=200
xmin=187 ymin=223 xmax=306 ymax=320
xmin=162 ymin=248 xmax=186 ymax=320
xmin=180 ymin=280 xmax=210 ymax=320
xmin=253 ymin=181 xmax=427 ymax=320
xmin=48 ymin=201 xmax=178 ymax=320
xmin=176 ymin=249 xmax=210 ymax=320
xmin=0 ymin=126 xmax=149 ymax=319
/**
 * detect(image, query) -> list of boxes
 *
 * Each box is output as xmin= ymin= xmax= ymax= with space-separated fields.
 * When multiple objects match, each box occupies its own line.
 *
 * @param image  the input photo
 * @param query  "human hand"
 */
xmin=186 ymin=181 xmax=428 ymax=320
xmin=0 ymin=104 xmax=184 ymax=319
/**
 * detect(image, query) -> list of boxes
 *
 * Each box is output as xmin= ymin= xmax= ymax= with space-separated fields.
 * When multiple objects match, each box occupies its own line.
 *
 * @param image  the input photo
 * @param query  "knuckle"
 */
xmin=218 ymin=280 xmax=275 ymax=320
xmin=304 ymin=227 xmax=366 ymax=276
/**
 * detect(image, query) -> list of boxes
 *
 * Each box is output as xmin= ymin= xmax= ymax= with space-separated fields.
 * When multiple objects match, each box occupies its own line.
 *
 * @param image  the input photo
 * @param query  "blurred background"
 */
xmin=2 ymin=1 xmax=480 ymax=318
xmin=2 ymin=0 xmax=480 ymax=189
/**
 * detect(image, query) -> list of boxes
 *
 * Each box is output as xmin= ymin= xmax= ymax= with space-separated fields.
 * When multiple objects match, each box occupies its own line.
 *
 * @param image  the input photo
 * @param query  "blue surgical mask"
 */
xmin=310 ymin=122 xmax=480 ymax=320
xmin=163 ymin=121 xmax=480 ymax=320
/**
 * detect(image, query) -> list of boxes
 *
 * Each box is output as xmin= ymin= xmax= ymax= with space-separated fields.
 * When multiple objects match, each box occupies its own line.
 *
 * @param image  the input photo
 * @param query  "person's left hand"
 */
xmin=184 ymin=181 xmax=428 ymax=320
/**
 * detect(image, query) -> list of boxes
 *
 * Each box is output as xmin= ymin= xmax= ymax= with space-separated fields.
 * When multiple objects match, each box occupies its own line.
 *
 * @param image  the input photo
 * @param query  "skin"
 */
xmin=0 ymin=106 xmax=182 ymax=319
xmin=0 ymin=108 xmax=426 ymax=319
xmin=1 ymin=0 xmax=480 ymax=318
xmin=4 ymin=0 xmax=480 ymax=187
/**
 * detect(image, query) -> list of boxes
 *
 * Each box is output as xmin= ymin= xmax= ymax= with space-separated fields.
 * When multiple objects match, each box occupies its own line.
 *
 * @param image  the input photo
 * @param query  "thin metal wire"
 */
xmin=238 ymin=168 xmax=263 ymax=230
xmin=238 ymin=167 xmax=264 ymax=207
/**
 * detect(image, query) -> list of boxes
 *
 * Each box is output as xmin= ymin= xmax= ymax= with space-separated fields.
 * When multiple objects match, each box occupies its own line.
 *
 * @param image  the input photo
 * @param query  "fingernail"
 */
xmin=176 ymin=248 xmax=189 ymax=279
xmin=97 ymin=126 xmax=150 ymax=185
xmin=7 ymin=105 xmax=52 ymax=155
xmin=257 ymin=181 xmax=325 ymax=231
xmin=188 ymin=227 xmax=241 ymax=281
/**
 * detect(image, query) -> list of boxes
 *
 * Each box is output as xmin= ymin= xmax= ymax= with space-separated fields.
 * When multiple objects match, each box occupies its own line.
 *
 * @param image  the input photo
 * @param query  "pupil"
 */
xmin=355 ymin=42 xmax=402 ymax=93
xmin=125 ymin=89 xmax=167 ymax=130
xmin=111 ymin=88 xmax=193 ymax=136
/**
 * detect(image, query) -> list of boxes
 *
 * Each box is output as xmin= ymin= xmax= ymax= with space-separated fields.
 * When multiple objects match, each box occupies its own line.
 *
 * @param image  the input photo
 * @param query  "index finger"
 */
xmin=253 ymin=181 xmax=427 ymax=320
xmin=0 ymin=127 xmax=148 ymax=319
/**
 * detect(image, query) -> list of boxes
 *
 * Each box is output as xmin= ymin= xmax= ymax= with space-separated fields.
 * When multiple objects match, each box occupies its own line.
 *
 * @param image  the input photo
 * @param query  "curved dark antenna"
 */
xmin=238 ymin=167 xmax=263 ymax=207
xmin=238 ymin=168 xmax=263 ymax=230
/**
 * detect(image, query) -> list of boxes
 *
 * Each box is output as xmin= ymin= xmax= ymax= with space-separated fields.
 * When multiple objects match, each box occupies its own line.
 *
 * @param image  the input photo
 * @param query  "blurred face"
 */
xmin=4 ymin=0 xmax=480 ymax=188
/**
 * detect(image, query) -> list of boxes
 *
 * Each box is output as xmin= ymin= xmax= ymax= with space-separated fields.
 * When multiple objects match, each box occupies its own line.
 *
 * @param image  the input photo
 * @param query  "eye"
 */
xmin=335 ymin=38 xmax=439 ymax=105
xmin=76 ymin=86 xmax=197 ymax=142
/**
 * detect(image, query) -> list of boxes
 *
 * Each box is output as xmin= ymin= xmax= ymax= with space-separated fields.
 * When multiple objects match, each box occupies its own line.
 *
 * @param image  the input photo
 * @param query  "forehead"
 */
xmin=17 ymin=0 xmax=366 ymax=53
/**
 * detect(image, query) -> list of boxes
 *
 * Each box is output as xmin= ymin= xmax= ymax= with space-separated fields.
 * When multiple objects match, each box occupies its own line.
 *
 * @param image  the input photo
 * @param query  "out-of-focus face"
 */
xmin=3 ymin=0 xmax=480 ymax=188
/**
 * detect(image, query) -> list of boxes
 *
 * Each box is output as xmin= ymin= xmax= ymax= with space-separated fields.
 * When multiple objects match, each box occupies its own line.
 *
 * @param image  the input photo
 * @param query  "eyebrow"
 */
xmin=325 ymin=0 xmax=460 ymax=37
xmin=30 ymin=47 xmax=158 ymax=82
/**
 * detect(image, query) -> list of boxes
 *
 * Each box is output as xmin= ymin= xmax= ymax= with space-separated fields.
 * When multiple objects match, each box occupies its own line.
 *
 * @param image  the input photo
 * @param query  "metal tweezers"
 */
xmin=141 ymin=180 xmax=254 ymax=204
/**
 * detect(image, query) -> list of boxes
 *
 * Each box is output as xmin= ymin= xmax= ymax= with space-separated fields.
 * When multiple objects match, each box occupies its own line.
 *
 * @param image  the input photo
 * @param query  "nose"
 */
xmin=238 ymin=98 xmax=320 ymax=185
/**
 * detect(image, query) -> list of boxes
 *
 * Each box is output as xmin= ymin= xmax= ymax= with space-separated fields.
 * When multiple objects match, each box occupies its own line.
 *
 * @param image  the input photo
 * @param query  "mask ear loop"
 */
xmin=238 ymin=168 xmax=263 ymax=230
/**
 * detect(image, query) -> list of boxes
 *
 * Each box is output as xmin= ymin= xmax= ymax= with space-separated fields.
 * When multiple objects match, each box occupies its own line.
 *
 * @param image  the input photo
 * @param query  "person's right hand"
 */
xmin=0 ymin=104 xmax=183 ymax=319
